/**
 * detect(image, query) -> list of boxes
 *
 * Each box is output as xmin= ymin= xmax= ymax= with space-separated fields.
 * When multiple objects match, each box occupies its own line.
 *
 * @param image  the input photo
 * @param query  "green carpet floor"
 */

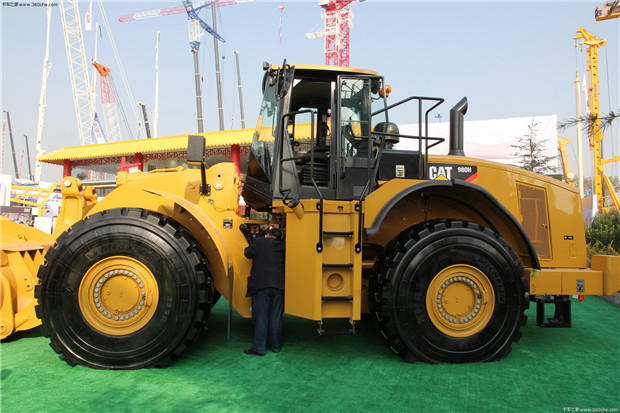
xmin=1 ymin=297 xmax=619 ymax=413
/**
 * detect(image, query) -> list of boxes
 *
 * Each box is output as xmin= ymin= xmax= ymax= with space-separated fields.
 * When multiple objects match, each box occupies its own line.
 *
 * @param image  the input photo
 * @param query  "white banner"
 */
xmin=91 ymin=113 xmax=107 ymax=145
xmin=84 ymin=0 xmax=94 ymax=31
xmin=396 ymin=115 xmax=559 ymax=169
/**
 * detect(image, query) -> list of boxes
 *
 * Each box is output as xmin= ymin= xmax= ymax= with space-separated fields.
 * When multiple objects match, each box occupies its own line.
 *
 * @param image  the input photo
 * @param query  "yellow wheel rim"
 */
xmin=426 ymin=264 xmax=495 ymax=338
xmin=79 ymin=256 xmax=159 ymax=336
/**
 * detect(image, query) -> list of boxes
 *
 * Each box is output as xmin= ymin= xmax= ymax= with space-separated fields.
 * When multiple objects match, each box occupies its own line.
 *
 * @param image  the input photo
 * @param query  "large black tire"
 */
xmin=370 ymin=220 xmax=527 ymax=364
xmin=35 ymin=208 xmax=212 ymax=369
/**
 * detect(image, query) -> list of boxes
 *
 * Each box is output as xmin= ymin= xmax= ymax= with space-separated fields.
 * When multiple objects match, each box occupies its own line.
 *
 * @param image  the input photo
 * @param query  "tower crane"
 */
xmin=1 ymin=116 xmax=5 ymax=175
xmin=118 ymin=0 xmax=249 ymax=132
xmin=118 ymin=0 xmax=251 ymax=23
xmin=3 ymin=111 xmax=19 ymax=178
xmin=574 ymin=27 xmax=620 ymax=212
xmin=23 ymin=134 xmax=33 ymax=181
xmin=119 ymin=0 xmax=250 ymax=172
xmin=34 ymin=0 xmax=54 ymax=182
xmin=595 ymin=1 xmax=619 ymax=20
xmin=92 ymin=61 xmax=122 ymax=142
xmin=58 ymin=0 xmax=96 ymax=146
xmin=306 ymin=0 xmax=365 ymax=67
xmin=182 ymin=0 xmax=226 ymax=133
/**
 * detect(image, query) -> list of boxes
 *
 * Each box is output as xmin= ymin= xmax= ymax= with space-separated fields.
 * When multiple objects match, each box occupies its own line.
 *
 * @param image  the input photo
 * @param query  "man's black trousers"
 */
xmin=251 ymin=287 xmax=284 ymax=355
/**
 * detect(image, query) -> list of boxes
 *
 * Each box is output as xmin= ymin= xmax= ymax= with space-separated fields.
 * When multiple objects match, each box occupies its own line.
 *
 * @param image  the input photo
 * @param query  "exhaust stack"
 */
xmin=449 ymin=97 xmax=468 ymax=156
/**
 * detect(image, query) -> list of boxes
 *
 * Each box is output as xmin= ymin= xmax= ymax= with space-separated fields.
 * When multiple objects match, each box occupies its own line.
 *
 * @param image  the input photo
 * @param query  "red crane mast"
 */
xmin=320 ymin=0 xmax=363 ymax=67
xmin=92 ymin=61 xmax=121 ymax=142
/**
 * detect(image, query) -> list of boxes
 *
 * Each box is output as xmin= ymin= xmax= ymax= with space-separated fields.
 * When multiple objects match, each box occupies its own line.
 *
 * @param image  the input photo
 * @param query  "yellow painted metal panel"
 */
xmin=280 ymin=199 xmax=362 ymax=321
xmin=527 ymin=268 xmax=605 ymax=295
xmin=527 ymin=269 xmax=560 ymax=294
xmin=591 ymin=255 xmax=620 ymax=296
xmin=143 ymin=188 xmax=233 ymax=286
xmin=0 ymin=218 xmax=52 ymax=338
xmin=0 ymin=217 xmax=54 ymax=251
xmin=321 ymin=301 xmax=353 ymax=318
xmin=284 ymin=200 xmax=322 ymax=320
xmin=516 ymin=183 xmax=552 ymax=260
xmin=561 ymin=271 xmax=603 ymax=295
xmin=365 ymin=155 xmax=588 ymax=270
xmin=321 ymin=201 xmax=361 ymax=320
xmin=274 ymin=63 xmax=378 ymax=76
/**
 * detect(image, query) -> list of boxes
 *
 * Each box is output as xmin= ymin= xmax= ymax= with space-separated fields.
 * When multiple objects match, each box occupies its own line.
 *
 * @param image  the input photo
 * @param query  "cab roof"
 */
xmin=270 ymin=63 xmax=378 ymax=77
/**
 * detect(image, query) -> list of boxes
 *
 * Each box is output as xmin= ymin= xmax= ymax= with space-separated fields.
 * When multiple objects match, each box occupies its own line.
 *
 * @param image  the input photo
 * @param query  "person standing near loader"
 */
xmin=243 ymin=227 xmax=286 ymax=356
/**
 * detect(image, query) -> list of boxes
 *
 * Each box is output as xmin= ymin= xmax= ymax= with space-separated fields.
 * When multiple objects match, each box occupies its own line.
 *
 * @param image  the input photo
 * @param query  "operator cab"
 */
xmin=242 ymin=61 xmax=441 ymax=211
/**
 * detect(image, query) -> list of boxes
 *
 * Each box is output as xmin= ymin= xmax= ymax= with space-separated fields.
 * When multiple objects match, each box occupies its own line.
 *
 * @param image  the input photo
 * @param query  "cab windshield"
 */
xmin=252 ymin=82 xmax=281 ymax=180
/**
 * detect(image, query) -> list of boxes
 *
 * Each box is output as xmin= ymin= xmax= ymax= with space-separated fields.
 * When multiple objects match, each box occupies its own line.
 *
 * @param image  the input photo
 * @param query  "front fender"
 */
xmin=144 ymin=188 xmax=233 ymax=282
xmin=84 ymin=166 xmax=252 ymax=318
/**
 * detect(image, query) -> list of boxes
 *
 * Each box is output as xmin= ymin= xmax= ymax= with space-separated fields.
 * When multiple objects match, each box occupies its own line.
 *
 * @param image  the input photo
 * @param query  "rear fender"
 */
xmin=365 ymin=179 xmax=540 ymax=269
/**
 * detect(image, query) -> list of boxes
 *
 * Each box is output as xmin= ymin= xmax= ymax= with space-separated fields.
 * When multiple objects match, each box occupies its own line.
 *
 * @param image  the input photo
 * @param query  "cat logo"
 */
xmin=428 ymin=164 xmax=478 ymax=182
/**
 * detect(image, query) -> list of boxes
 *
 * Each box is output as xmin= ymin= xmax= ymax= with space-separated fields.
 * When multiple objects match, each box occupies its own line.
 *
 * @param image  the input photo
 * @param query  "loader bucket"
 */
xmin=1 ymin=217 xmax=54 ymax=339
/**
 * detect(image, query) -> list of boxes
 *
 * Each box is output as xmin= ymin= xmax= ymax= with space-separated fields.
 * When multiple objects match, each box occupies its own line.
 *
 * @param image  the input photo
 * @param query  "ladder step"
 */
xmin=319 ymin=329 xmax=355 ymax=335
xmin=322 ymin=263 xmax=353 ymax=269
xmin=323 ymin=231 xmax=353 ymax=236
xmin=317 ymin=320 xmax=356 ymax=335
xmin=322 ymin=296 xmax=353 ymax=302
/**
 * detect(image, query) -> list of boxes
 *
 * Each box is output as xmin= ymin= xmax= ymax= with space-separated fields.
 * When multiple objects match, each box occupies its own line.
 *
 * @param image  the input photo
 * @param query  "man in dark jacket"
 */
xmin=243 ymin=227 xmax=285 ymax=356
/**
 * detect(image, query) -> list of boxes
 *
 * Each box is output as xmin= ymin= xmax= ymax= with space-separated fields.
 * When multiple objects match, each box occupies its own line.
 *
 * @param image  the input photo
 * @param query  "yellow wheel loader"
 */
xmin=29 ymin=62 xmax=619 ymax=369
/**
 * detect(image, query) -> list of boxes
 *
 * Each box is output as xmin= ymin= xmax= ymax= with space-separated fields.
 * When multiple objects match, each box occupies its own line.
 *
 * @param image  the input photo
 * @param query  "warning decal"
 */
xmin=428 ymin=164 xmax=478 ymax=182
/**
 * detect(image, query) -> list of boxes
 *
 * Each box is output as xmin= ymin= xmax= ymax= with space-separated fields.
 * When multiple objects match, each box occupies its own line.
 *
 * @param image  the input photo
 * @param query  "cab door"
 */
xmin=335 ymin=76 xmax=374 ymax=200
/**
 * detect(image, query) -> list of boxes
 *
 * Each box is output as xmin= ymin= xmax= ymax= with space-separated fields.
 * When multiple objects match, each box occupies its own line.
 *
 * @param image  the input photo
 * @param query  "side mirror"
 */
xmin=187 ymin=135 xmax=205 ymax=164
xmin=187 ymin=135 xmax=210 ymax=195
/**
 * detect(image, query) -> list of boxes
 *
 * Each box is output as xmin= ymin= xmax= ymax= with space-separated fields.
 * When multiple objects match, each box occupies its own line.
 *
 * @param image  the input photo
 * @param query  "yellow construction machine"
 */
xmin=22 ymin=62 xmax=620 ymax=369
xmin=1 ymin=217 xmax=53 ymax=339
xmin=0 ymin=181 xmax=63 ymax=339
